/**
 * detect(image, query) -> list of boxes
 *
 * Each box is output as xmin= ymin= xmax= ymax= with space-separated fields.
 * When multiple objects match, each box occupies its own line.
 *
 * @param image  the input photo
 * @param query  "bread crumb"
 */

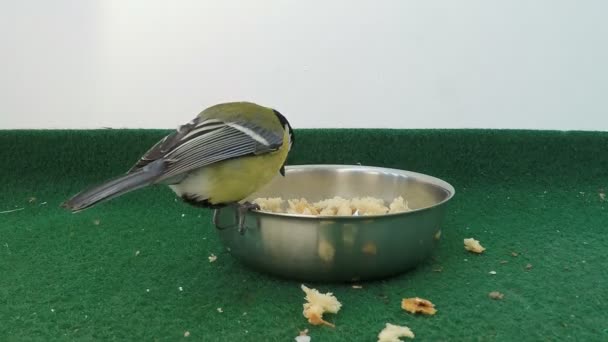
xmin=352 ymin=285 xmax=363 ymax=289
xmin=351 ymin=197 xmax=389 ymax=215
xmin=489 ymin=270 xmax=497 ymax=275
xmin=600 ymin=192 xmax=606 ymax=201
xmin=135 ymin=250 xmax=140 ymax=256
xmin=489 ymin=291 xmax=504 ymax=300
xmin=377 ymin=323 xmax=415 ymax=341
xmin=301 ymin=285 xmax=341 ymax=327
xmin=401 ymin=297 xmax=437 ymax=315
xmin=295 ymin=329 xmax=311 ymax=342
xmin=254 ymin=196 xmax=412 ymax=216
xmin=184 ymin=331 xmax=190 ymax=337
xmin=208 ymin=254 xmax=217 ymax=262
xmin=511 ymin=252 xmax=519 ymax=257
xmin=252 ymin=197 xmax=285 ymax=213
xmin=93 ymin=219 xmax=100 ymax=226
xmin=179 ymin=286 xmax=183 ymax=291
xmin=434 ymin=230 xmax=442 ymax=240
xmin=525 ymin=263 xmax=533 ymax=270
xmin=464 ymin=238 xmax=485 ymax=253
xmin=388 ymin=196 xmax=411 ymax=214
xmin=336 ymin=203 xmax=353 ymax=216
xmin=28 ymin=197 xmax=37 ymax=203
xmin=499 ymin=260 xmax=508 ymax=264
xmin=217 ymin=307 xmax=223 ymax=313
xmin=288 ymin=198 xmax=319 ymax=215
xmin=314 ymin=196 xmax=352 ymax=216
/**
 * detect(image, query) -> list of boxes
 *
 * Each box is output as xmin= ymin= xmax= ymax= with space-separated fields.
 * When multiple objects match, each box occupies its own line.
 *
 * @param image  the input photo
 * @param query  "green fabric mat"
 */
xmin=1 ymin=129 xmax=607 ymax=341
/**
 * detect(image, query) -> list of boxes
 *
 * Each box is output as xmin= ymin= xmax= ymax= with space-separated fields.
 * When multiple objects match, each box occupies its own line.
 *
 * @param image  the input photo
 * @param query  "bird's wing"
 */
xmin=128 ymin=117 xmax=284 ymax=181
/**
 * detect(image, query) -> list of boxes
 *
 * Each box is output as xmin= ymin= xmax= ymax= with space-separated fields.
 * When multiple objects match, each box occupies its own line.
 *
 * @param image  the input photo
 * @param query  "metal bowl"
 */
xmin=213 ymin=164 xmax=455 ymax=282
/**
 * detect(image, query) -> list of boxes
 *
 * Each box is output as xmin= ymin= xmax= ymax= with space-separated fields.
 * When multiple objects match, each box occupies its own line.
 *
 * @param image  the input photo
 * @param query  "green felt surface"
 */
xmin=1 ymin=129 xmax=607 ymax=341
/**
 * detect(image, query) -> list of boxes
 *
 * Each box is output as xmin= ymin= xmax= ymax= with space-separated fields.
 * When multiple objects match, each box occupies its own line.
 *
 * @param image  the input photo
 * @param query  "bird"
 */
xmin=62 ymin=101 xmax=294 ymax=232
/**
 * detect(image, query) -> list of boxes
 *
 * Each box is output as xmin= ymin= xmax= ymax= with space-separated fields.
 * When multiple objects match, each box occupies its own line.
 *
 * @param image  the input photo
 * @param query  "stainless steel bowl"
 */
xmin=213 ymin=165 xmax=455 ymax=282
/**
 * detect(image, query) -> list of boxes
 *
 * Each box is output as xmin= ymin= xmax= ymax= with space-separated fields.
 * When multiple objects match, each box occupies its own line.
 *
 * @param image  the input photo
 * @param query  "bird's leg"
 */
xmin=236 ymin=201 xmax=260 ymax=235
xmin=212 ymin=209 xmax=220 ymax=227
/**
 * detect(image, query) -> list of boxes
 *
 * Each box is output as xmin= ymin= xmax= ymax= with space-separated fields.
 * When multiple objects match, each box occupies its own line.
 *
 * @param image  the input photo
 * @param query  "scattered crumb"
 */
xmin=600 ymin=192 xmax=606 ymax=201
xmin=184 ymin=331 xmax=190 ymax=337
xmin=525 ymin=263 xmax=533 ymax=270
xmin=0 ymin=208 xmax=25 ymax=214
xmin=499 ymin=260 xmax=509 ymax=264
xmin=217 ymin=308 xmax=223 ymax=313
xmin=179 ymin=286 xmax=183 ymax=292
xmin=511 ymin=252 xmax=519 ymax=257
xmin=93 ymin=219 xmax=100 ymax=226
xmin=146 ymin=289 xmax=150 ymax=293
xmin=464 ymin=238 xmax=485 ymax=253
xmin=434 ymin=230 xmax=442 ymax=240
xmin=40 ymin=202 xmax=47 ymax=205
xmin=28 ymin=197 xmax=37 ymax=203
xmin=401 ymin=297 xmax=437 ymax=315
xmin=489 ymin=271 xmax=497 ymax=275
xmin=352 ymin=285 xmax=363 ymax=289
xmin=135 ymin=250 xmax=140 ymax=256
xmin=181 ymin=213 xmax=185 ymax=217
xmin=489 ymin=291 xmax=504 ymax=300
xmin=433 ymin=266 xmax=443 ymax=272
xmin=51 ymin=308 xmax=55 ymax=313
xmin=377 ymin=323 xmax=415 ymax=342
xmin=301 ymin=284 xmax=342 ymax=327
xmin=295 ymin=329 xmax=311 ymax=342
xmin=208 ymin=254 xmax=217 ymax=262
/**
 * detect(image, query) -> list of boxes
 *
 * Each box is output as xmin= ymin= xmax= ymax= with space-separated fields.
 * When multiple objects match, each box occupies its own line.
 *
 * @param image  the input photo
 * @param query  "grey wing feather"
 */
xmin=129 ymin=116 xmax=219 ymax=171
xmin=129 ymin=117 xmax=284 ymax=182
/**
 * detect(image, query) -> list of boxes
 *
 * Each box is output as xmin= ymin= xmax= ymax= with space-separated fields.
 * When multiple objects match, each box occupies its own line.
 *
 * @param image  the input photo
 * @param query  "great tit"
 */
xmin=62 ymin=102 xmax=294 ymax=231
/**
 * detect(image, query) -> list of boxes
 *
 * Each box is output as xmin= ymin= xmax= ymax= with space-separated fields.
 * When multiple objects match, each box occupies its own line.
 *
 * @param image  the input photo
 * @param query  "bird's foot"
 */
xmin=236 ymin=201 xmax=260 ymax=235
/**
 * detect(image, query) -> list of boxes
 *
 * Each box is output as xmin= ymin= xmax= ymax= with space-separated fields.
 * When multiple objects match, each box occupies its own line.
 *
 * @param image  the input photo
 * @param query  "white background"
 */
xmin=1 ymin=1 xmax=607 ymax=130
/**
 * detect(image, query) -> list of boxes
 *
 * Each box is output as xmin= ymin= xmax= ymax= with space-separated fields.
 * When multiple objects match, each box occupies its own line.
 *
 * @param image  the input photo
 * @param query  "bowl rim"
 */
xmin=246 ymin=164 xmax=456 ymax=220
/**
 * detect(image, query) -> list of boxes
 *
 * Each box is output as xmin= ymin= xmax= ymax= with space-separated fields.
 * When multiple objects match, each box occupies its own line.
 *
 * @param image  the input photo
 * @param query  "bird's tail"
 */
xmin=61 ymin=162 xmax=165 ymax=212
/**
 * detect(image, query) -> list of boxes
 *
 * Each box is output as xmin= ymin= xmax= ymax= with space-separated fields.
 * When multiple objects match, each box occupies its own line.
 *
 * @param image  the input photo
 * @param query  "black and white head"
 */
xmin=272 ymin=109 xmax=295 ymax=150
